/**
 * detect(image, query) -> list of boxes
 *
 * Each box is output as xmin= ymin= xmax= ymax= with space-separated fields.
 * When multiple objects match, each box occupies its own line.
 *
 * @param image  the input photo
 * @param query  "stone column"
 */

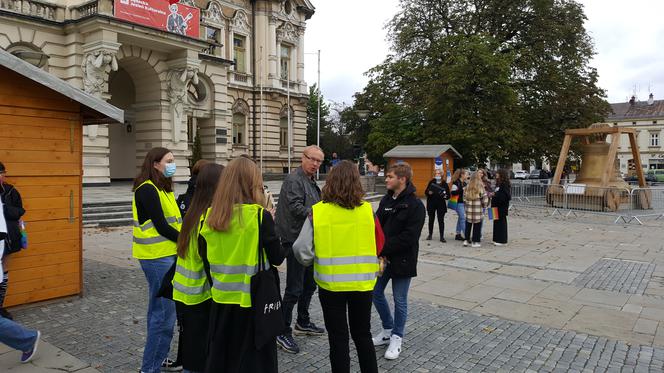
xmin=268 ymin=15 xmax=278 ymax=82
xmin=296 ymin=26 xmax=305 ymax=89
xmin=81 ymin=40 xmax=121 ymax=185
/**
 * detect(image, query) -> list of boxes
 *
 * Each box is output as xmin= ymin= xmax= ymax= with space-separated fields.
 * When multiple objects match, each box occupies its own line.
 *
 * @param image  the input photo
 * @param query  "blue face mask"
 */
xmin=163 ymin=163 xmax=177 ymax=178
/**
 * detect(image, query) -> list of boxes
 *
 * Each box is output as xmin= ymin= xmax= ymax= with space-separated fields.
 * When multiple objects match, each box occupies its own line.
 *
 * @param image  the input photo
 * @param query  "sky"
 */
xmin=303 ymin=0 xmax=664 ymax=105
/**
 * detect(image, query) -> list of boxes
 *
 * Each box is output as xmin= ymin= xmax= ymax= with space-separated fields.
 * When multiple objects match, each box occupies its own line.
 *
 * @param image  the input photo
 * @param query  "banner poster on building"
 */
xmin=114 ymin=0 xmax=200 ymax=38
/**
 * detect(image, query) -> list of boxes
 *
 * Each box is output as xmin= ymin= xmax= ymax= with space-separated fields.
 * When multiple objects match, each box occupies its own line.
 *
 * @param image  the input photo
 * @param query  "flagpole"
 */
xmin=287 ymin=61 xmax=291 ymax=172
xmin=259 ymin=46 xmax=264 ymax=174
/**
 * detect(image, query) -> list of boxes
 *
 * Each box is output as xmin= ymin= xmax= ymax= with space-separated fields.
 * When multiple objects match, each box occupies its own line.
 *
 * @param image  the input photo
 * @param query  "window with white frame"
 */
xmin=279 ymin=117 xmax=288 ymax=148
xmin=232 ymin=113 xmax=246 ymax=145
xmin=280 ymin=45 xmax=291 ymax=80
xmin=650 ymin=132 xmax=660 ymax=147
xmin=234 ymin=35 xmax=247 ymax=73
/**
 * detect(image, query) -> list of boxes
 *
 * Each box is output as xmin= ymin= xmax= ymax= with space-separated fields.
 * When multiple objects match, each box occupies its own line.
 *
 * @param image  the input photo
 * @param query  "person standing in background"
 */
xmin=463 ymin=173 xmax=489 ymax=248
xmin=424 ymin=169 xmax=449 ymax=242
xmin=491 ymin=169 xmax=512 ymax=246
xmin=132 ymin=147 xmax=182 ymax=373
xmin=0 ymin=162 xmax=26 ymax=320
xmin=177 ymin=159 xmax=211 ymax=217
xmin=275 ymin=146 xmax=326 ymax=354
xmin=450 ymin=169 xmax=469 ymax=241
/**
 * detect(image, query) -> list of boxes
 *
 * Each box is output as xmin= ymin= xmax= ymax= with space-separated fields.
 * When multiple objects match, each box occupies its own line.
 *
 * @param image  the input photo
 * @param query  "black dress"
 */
xmin=201 ymin=210 xmax=285 ymax=373
xmin=491 ymin=182 xmax=511 ymax=244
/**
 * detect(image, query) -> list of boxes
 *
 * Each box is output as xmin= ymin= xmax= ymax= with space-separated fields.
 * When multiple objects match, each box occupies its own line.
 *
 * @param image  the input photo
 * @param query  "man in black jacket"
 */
xmin=372 ymin=162 xmax=425 ymax=361
xmin=0 ymin=162 xmax=25 ymax=320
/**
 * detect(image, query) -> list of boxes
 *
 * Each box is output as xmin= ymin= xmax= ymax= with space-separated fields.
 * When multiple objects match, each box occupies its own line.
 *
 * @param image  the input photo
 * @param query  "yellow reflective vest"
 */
xmin=132 ymin=180 xmax=182 ymax=259
xmin=172 ymin=215 xmax=211 ymax=305
xmin=312 ymin=201 xmax=378 ymax=292
xmin=201 ymin=204 xmax=266 ymax=308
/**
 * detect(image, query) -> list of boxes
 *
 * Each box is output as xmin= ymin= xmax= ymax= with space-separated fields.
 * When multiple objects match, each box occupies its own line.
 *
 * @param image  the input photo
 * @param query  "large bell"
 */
xmin=575 ymin=142 xmax=628 ymax=188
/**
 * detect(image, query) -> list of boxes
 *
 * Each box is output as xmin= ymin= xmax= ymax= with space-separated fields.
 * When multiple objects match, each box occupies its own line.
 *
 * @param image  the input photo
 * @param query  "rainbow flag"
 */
xmin=447 ymin=195 xmax=459 ymax=209
xmin=488 ymin=207 xmax=499 ymax=221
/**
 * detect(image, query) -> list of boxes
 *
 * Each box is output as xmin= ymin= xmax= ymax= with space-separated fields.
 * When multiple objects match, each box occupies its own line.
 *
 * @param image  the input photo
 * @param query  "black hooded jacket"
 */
xmin=376 ymin=182 xmax=426 ymax=278
xmin=1 ymin=183 xmax=25 ymax=254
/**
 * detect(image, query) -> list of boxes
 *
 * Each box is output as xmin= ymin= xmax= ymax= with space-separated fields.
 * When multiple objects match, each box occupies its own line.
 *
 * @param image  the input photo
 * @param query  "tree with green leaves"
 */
xmin=349 ymin=0 xmax=610 ymax=167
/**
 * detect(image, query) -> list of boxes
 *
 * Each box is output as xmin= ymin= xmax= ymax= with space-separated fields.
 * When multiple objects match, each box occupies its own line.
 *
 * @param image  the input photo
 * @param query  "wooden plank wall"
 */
xmin=388 ymin=152 xmax=457 ymax=197
xmin=0 ymin=67 xmax=83 ymax=306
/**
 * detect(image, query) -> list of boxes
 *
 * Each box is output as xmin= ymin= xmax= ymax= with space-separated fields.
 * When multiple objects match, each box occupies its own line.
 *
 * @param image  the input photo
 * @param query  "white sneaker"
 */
xmin=471 ymin=242 xmax=481 ymax=248
xmin=493 ymin=242 xmax=505 ymax=246
xmin=463 ymin=240 xmax=469 ymax=247
xmin=384 ymin=335 xmax=402 ymax=360
xmin=372 ymin=329 xmax=392 ymax=346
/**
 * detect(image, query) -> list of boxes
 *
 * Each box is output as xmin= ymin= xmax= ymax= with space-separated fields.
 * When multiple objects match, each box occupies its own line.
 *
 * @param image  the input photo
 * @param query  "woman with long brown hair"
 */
xmin=463 ymin=172 xmax=489 ymax=248
xmin=293 ymin=160 xmax=384 ymax=373
xmin=132 ymin=147 xmax=181 ymax=373
xmin=450 ymin=168 xmax=469 ymax=241
xmin=171 ymin=163 xmax=224 ymax=373
xmin=202 ymin=157 xmax=284 ymax=372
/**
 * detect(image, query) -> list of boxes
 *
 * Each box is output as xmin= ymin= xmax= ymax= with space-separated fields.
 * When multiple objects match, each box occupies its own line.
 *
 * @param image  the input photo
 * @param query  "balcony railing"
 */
xmin=0 ymin=0 xmax=62 ymax=21
xmin=280 ymin=79 xmax=298 ymax=90
xmin=74 ymin=0 xmax=98 ymax=17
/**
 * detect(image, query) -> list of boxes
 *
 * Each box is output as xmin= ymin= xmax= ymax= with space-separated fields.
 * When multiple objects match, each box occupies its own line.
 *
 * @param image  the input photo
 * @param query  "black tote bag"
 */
xmin=251 ymin=210 xmax=285 ymax=349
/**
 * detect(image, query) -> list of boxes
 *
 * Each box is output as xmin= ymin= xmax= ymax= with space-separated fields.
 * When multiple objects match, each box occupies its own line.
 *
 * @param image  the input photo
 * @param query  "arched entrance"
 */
xmin=108 ymin=55 xmax=161 ymax=180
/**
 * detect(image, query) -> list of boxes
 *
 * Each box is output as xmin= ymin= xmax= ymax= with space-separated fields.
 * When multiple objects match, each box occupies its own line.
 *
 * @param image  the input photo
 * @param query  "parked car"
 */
xmin=528 ymin=169 xmax=549 ymax=180
xmin=624 ymin=173 xmax=657 ymax=183
xmin=648 ymin=170 xmax=664 ymax=182
xmin=513 ymin=170 xmax=529 ymax=180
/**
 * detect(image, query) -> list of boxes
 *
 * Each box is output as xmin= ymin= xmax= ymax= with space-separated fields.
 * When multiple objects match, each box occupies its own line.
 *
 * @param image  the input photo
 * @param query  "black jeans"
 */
xmin=318 ymin=288 xmax=378 ymax=373
xmin=465 ymin=221 xmax=482 ymax=243
xmin=282 ymin=247 xmax=316 ymax=334
xmin=427 ymin=204 xmax=446 ymax=238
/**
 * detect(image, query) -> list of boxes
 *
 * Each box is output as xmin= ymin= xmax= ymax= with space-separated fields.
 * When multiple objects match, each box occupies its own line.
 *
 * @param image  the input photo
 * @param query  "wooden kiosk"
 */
xmin=384 ymin=145 xmax=462 ymax=197
xmin=0 ymin=48 xmax=123 ymax=306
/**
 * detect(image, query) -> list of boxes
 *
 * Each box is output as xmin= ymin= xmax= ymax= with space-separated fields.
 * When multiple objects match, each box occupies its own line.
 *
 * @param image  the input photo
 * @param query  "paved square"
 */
xmin=572 ymin=258 xmax=656 ymax=295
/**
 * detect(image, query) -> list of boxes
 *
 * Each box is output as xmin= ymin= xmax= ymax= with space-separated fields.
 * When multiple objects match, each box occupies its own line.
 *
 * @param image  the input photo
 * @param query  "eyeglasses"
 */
xmin=303 ymin=154 xmax=323 ymax=164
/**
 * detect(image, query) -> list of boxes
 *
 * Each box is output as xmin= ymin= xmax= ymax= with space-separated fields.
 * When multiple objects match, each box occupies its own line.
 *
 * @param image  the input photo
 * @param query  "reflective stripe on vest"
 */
xmin=172 ymin=217 xmax=212 ymax=305
xmin=132 ymin=180 xmax=182 ymax=260
xmin=201 ymin=204 xmax=264 ymax=308
xmin=312 ymin=201 xmax=378 ymax=292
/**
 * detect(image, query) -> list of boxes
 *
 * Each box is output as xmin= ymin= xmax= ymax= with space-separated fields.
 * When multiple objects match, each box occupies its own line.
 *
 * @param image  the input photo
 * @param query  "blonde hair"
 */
xmin=465 ymin=172 xmax=485 ymax=200
xmin=207 ymin=157 xmax=265 ymax=231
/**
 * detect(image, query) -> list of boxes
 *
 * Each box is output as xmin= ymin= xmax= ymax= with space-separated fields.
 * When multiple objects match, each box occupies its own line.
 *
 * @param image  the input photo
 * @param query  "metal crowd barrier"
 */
xmin=510 ymin=183 xmax=664 ymax=225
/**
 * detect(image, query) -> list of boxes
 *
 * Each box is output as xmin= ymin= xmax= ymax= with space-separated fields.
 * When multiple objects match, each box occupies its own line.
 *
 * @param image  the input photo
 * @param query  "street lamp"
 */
xmin=354 ymin=110 xmax=371 ymax=175
xmin=305 ymin=50 xmax=321 ymax=179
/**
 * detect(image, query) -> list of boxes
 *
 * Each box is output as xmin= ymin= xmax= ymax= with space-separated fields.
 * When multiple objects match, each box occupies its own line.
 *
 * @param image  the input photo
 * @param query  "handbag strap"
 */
xmin=256 ymin=208 xmax=267 ymax=272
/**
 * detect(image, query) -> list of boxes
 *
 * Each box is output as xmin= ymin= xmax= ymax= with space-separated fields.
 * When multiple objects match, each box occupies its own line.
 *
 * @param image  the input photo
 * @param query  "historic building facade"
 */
xmin=0 ymin=0 xmax=314 ymax=184
xmin=608 ymin=94 xmax=664 ymax=173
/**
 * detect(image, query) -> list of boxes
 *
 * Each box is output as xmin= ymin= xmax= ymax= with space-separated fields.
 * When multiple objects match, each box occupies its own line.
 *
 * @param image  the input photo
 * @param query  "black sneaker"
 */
xmin=455 ymin=234 xmax=464 ymax=241
xmin=161 ymin=358 xmax=182 ymax=372
xmin=440 ymin=238 xmax=447 ymax=243
xmin=425 ymin=234 xmax=432 ymax=241
xmin=293 ymin=321 xmax=326 ymax=336
xmin=276 ymin=334 xmax=300 ymax=354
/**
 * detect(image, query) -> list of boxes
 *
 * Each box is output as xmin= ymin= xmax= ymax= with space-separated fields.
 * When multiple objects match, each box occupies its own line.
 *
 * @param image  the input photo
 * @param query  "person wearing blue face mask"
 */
xmin=132 ymin=147 xmax=183 ymax=373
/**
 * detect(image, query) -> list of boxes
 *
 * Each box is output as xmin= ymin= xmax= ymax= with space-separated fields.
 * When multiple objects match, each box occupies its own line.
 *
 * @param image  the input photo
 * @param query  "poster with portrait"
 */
xmin=114 ymin=0 xmax=200 ymax=38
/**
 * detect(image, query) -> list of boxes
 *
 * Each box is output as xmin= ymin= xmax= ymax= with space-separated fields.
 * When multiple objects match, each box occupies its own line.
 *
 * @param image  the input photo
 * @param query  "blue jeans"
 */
xmin=139 ymin=256 xmax=177 ymax=373
xmin=0 ymin=316 xmax=38 ymax=352
xmin=372 ymin=266 xmax=411 ymax=338
xmin=455 ymin=203 xmax=466 ymax=234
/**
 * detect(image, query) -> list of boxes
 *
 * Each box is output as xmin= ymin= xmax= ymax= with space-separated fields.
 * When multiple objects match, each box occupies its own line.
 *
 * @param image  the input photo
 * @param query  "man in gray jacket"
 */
xmin=275 ymin=145 xmax=326 ymax=354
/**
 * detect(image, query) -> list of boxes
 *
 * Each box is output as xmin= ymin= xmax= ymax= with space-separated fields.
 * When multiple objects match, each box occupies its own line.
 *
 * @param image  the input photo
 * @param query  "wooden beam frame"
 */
xmin=628 ymin=132 xmax=647 ymax=187
xmin=601 ymin=133 xmax=621 ymax=185
xmin=552 ymin=134 xmax=572 ymax=185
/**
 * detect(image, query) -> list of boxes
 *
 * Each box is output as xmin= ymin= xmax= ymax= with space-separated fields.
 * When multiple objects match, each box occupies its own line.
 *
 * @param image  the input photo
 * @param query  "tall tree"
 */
xmin=352 ymin=0 xmax=610 ymax=166
xmin=306 ymin=84 xmax=330 ymax=147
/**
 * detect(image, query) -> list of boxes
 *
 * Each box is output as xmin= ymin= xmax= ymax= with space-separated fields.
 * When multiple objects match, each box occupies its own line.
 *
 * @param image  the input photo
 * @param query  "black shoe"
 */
xmin=277 ymin=334 xmax=300 ymax=354
xmin=426 ymin=234 xmax=432 ymax=240
xmin=455 ymin=234 xmax=464 ymax=241
xmin=440 ymin=238 xmax=447 ymax=243
xmin=293 ymin=321 xmax=326 ymax=336
xmin=161 ymin=358 xmax=182 ymax=371
xmin=0 ymin=307 xmax=13 ymax=320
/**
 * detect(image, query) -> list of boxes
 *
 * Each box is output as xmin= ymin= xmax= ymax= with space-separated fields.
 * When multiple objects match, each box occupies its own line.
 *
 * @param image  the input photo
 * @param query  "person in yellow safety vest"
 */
xmin=172 ymin=163 xmax=224 ymax=373
xmin=293 ymin=160 xmax=385 ymax=373
xmin=132 ymin=147 xmax=182 ymax=373
xmin=201 ymin=157 xmax=284 ymax=373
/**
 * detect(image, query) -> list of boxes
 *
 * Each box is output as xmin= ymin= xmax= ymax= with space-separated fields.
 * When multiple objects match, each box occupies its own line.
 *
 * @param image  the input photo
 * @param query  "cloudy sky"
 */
xmin=303 ymin=0 xmax=664 ymax=105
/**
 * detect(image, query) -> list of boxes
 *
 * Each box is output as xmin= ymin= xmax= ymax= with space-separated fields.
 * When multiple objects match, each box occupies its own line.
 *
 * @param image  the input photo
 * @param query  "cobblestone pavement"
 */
xmin=12 ymin=258 xmax=664 ymax=373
